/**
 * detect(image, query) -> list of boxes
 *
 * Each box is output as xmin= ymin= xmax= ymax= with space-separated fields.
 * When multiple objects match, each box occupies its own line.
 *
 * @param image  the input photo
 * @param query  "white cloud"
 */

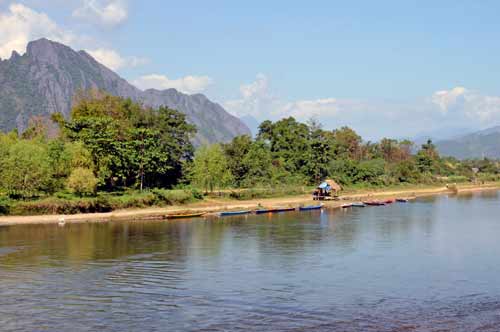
xmin=431 ymin=86 xmax=467 ymax=114
xmin=431 ymin=87 xmax=500 ymax=121
xmin=0 ymin=3 xmax=146 ymax=71
xmin=87 ymin=48 xmax=148 ymax=70
xmin=73 ymin=0 xmax=128 ymax=26
xmin=132 ymin=74 xmax=213 ymax=94
xmin=224 ymin=74 xmax=500 ymax=140
xmin=0 ymin=3 xmax=76 ymax=58
xmin=280 ymin=98 xmax=341 ymax=119
xmin=224 ymin=74 xmax=281 ymax=118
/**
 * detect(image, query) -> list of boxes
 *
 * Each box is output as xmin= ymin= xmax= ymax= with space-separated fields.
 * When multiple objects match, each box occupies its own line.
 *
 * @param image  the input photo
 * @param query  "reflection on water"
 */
xmin=1 ymin=191 xmax=500 ymax=331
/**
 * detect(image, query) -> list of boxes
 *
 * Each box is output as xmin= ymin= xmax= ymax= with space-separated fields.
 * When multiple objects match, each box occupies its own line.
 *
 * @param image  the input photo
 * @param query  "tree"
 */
xmin=257 ymin=117 xmax=310 ymax=174
xmin=191 ymin=144 xmax=233 ymax=193
xmin=66 ymin=168 xmax=98 ymax=196
xmin=222 ymin=135 xmax=253 ymax=186
xmin=332 ymin=126 xmax=362 ymax=160
xmin=59 ymin=92 xmax=195 ymax=190
xmin=416 ymin=139 xmax=439 ymax=174
xmin=0 ymin=140 xmax=53 ymax=198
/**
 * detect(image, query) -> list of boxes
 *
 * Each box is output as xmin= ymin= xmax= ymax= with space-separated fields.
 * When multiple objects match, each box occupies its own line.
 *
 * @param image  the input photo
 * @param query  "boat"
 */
xmin=363 ymin=201 xmax=386 ymax=206
xmin=351 ymin=202 xmax=366 ymax=207
xmin=255 ymin=207 xmax=296 ymax=214
xmin=384 ymin=198 xmax=395 ymax=204
xmin=219 ymin=210 xmax=252 ymax=216
xmin=396 ymin=198 xmax=409 ymax=203
xmin=299 ymin=204 xmax=324 ymax=211
xmin=341 ymin=203 xmax=352 ymax=208
xmin=165 ymin=212 xmax=205 ymax=219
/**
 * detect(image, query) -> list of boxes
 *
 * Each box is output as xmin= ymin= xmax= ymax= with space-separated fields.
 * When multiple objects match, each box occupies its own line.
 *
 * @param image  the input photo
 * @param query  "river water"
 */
xmin=1 ymin=191 xmax=500 ymax=331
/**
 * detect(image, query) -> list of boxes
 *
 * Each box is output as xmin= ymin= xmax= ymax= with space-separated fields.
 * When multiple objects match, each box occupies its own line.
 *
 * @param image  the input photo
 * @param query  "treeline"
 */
xmin=0 ymin=91 xmax=195 ymax=199
xmin=192 ymin=118 xmax=500 ymax=192
xmin=0 ymin=92 xmax=499 ymax=214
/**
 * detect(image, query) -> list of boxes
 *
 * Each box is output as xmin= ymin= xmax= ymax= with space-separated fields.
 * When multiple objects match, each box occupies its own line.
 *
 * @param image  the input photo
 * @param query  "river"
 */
xmin=1 ymin=191 xmax=500 ymax=331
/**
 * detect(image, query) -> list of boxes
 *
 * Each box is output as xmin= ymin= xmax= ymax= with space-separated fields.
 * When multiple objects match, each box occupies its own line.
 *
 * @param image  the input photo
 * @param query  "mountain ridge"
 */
xmin=434 ymin=126 xmax=500 ymax=159
xmin=0 ymin=38 xmax=250 ymax=144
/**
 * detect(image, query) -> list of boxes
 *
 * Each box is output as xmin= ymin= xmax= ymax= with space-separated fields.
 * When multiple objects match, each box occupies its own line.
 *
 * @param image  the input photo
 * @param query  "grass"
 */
xmin=6 ymin=189 xmax=201 ymax=216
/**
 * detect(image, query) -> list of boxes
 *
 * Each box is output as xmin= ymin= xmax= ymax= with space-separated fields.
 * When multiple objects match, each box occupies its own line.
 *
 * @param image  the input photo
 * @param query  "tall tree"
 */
xmin=191 ymin=144 xmax=233 ymax=193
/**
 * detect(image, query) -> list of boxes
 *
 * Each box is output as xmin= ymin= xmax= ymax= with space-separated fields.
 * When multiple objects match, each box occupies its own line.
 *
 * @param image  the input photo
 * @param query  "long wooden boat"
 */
xmin=351 ymin=202 xmax=366 ymax=207
xmin=341 ymin=203 xmax=352 ymax=208
xmin=384 ymin=198 xmax=395 ymax=204
xmin=299 ymin=204 xmax=324 ymax=211
xmin=165 ymin=212 xmax=205 ymax=219
xmin=396 ymin=198 xmax=409 ymax=203
xmin=255 ymin=207 xmax=296 ymax=214
xmin=363 ymin=201 xmax=386 ymax=206
xmin=219 ymin=210 xmax=252 ymax=216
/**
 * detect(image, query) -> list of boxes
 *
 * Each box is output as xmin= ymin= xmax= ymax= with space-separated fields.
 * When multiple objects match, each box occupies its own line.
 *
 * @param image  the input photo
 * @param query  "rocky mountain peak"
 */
xmin=0 ymin=38 xmax=250 ymax=145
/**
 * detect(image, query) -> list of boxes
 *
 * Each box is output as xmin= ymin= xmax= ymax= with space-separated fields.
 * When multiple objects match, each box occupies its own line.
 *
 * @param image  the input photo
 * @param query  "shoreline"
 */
xmin=1 ymin=182 xmax=499 ymax=226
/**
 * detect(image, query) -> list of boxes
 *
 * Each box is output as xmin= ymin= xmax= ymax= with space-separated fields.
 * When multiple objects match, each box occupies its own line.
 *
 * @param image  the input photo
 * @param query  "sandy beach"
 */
xmin=0 ymin=182 xmax=499 ymax=226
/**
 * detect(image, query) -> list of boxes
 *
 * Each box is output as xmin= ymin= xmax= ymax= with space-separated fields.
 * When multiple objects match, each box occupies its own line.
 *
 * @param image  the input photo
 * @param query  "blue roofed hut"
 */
xmin=313 ymin=179 xmax=341 ymax=200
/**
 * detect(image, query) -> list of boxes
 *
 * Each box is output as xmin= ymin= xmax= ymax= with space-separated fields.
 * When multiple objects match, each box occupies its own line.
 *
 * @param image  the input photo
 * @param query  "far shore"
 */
xmin=1 ymin=182 xmax=499 ymax=226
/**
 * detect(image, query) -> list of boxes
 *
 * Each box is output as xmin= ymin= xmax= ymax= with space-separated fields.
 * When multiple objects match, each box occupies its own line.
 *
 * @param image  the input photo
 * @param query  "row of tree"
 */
xmin=191 ymin=118 xmax=500 ymax=192
xmin=0 ymin=92 xmax=499 ymax=198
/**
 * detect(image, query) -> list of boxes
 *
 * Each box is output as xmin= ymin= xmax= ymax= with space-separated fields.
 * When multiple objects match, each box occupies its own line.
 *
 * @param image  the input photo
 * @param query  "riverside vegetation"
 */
xmin=1 ymin=92 xmax=499 ymax=216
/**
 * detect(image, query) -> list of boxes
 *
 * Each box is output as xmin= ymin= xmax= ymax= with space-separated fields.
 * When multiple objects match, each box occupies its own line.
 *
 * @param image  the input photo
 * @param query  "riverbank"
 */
xmin=1 ymin=182 xmax=499 ymax=226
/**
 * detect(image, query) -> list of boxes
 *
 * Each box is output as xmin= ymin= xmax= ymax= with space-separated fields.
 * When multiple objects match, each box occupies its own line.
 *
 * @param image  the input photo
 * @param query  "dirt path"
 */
xmin=1 ymin=183 xmax=499 ymax=226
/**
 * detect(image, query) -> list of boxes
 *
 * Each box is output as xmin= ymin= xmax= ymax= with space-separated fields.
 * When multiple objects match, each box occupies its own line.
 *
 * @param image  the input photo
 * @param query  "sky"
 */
xmin=1 ymin=0 xmax=500 ymax=140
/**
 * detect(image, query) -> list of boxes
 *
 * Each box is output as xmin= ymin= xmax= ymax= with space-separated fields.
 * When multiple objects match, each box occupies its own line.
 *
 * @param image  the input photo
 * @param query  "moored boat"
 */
xmin=255 ymin=207 xmax=296 ymax=214
xmin=219 ymin=210 xmax=252 ymax=216
xmin=384 ymin=198 xmax=395 ymax=204
xmin=396 ymin=198 xmax=409 ymax=203
xmin=299 ymin=204 xmax=324 ymax=211
xmin=351 ymin=202 xmax=366 ymax=207
xmin=364 ymin=201 xmax=386 ymax=206
xmin=165 ymin=212 xmax=205 ymax=219
xmin=341 ymin=203 xmax=352 ymax=208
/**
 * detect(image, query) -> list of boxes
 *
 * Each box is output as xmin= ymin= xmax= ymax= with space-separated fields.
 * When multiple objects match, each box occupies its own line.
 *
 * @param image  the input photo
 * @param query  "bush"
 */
xmin=0 ymin=196 xmax=10 ymax=215
xmin=151 ymin=189 xmax=196 ymax=205
xmin=10 ymin=196 xmax=113 ymax=215
xmin=66 ymin=168 xmax=98 ymax=196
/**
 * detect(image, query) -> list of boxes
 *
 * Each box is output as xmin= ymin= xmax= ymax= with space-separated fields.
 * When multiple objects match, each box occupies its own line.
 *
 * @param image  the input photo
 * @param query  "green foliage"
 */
xmin=151 ymin=189 xmax=197 ymax=205
xmin=0 ymin=196 xmax=10 ymax=215
xmin=191 ymin=144 xmax=233 ymax=192
xmin=0 ymin=139 xmax=53 ymax=198
xmin=66 ymin=167 xmax=98 ymax=196
xmin=1 ymin=93 xmax=500 ymax=216
xmin=61 ymin=92 xmax=195 ymax=189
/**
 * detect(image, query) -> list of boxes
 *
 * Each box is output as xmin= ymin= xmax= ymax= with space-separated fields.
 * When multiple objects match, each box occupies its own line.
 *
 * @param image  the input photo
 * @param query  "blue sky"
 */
xmin=2 ymin=0 xmax=500 ymax=139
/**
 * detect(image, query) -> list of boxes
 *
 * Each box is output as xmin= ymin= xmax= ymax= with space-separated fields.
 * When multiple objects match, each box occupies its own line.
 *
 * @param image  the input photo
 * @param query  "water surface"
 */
xmin=1 ymin=192 xmax=500 ymax=331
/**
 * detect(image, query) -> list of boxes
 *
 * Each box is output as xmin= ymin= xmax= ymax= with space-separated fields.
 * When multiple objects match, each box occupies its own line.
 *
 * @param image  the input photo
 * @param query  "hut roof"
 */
xmin=325 ymin=179 xmax=341 ymax=191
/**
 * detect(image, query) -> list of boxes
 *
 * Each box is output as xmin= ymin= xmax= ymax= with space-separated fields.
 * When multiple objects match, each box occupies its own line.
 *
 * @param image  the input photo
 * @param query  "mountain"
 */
xmin=434 ymin=126 xmax=500 ymax=159
xmin=0 ymin=38 xmax=250 ymax=145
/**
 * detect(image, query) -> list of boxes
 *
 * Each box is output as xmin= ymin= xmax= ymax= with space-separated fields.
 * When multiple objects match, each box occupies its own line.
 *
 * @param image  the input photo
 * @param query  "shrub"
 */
xmin=0 ymin=196 xmax=10 ymax=215
xmin=66 ymin=168 xmax=98 ymax=196
xmin=151 ymin=189 xmax=195 ymax=205
xmin=10 ymin=195 xmax=113 ymax=215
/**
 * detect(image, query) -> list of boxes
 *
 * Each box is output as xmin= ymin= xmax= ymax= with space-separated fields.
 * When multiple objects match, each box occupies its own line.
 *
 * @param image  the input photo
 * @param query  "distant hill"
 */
xmin=0 ymin=38 xmax=250 ymax=145
xmin=434 ymin=126 xmax=500 ymax=159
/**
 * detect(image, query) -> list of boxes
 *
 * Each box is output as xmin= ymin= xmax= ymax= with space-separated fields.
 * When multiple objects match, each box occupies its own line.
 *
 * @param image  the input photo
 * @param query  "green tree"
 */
xmin=59 ymin=92 xmax=195 ymax=190
xmin=222 ymin=135 xmax=253 ymax=186
xmin=0 ymin=140 xmax=53 ymax=198
xmin=191 ymin=144 xmax=233 ymax=193
xmin=66 ymin=167 xmax=98 ymax=196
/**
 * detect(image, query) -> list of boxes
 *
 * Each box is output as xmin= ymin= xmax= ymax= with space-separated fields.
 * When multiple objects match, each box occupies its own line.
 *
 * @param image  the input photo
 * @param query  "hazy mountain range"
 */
xmin=433 ymin=126 xmax=500 ymax=160
xmin=0 ymin=38 xmax=250 ymax=145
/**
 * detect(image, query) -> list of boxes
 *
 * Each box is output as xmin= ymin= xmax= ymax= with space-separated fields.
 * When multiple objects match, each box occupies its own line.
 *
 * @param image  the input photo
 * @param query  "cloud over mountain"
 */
xmin=0 ymin=3 xmax=76 ymax=59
